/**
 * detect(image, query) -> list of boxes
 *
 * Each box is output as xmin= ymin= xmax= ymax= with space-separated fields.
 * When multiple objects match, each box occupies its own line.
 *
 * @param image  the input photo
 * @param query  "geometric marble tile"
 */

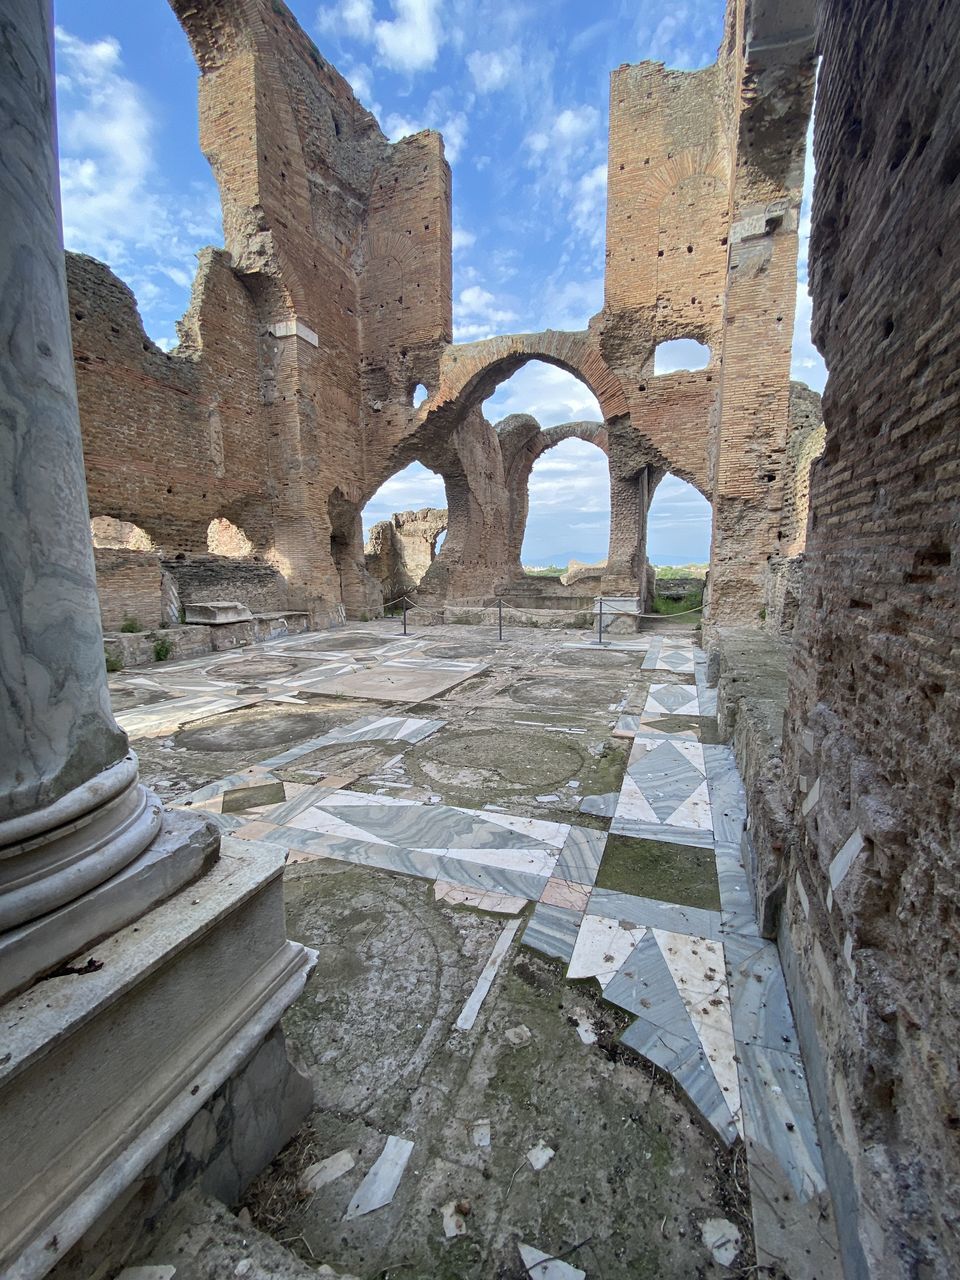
xmin=434 ymin=881 xmax=527 ymax=914
xmin=567 ymin=914 xmax=645 ymax=988
xmin=724 ymin=934 xmax=799 ymax=1055
xmin=702 ymin=745 xmax=747 ymax=846
xmin=578 ymin=791 xmax=619 ymax=818
xmin=737 ymin=1042 xmax=828 ymax=1201
xmin=611 ymin=736 xmax=713 ymax=847
xmin=540 ymin=877 xmax=591 ymax=912
xmin=643 ymin=683 xmax=699 ymax=717
xmin=652 ymin=929 xmax=741 ymax=1136
xmin=522 ymin=903 xmax=583 ymax=964
xmin=585 ymin=887 xmax=723 ymax=941
xmin=553 ymin=826 xmax=607 ymax=886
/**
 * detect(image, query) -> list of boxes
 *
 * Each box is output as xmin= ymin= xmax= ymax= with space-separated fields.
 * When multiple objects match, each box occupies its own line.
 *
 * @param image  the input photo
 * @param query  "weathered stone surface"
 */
xmin=364 ymin=507 xmax=448 ymax=604
xmin=183 ymin=601 xmax=254 ymax=625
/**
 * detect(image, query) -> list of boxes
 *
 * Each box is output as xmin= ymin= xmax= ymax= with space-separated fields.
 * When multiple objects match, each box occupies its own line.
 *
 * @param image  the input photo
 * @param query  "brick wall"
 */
xmin=776 ymin=1 xmax=960 ymax=1273
xmin=93 ymin=548 xmax=163 ymax=632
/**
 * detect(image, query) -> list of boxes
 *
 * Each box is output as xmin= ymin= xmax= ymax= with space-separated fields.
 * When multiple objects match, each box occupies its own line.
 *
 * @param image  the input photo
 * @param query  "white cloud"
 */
xmin=454 ymin=284 xmax=518 ymax=340
xmin=483 ymin=362 xmax=602 ymax=427
xmin=54 ymin=26 xmax=221 ymax=341
xmin=571 ymin=163 xmax=607 ymax=245
xmin=384 ymin=101 xmax=468 ymax=163
xmin=466 ymin=47 xmax=519 ymax=93
xmin=322 ymin=0 xmax=445 ymax=73
xmin=452 ymin=225 xmax=476 ymax=252
xmin=362 ymin=461 xmax=446 ymax=531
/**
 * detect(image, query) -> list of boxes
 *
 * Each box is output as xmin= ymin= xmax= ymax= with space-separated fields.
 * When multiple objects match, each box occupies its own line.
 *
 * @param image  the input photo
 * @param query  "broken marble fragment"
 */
xmin=301 ymin=1149 xmax=355 ymax=1194
xmin=441 ymin=1200 xmax=468 ymax=1238
xmin=472 ymin=1118 xmax=491 ymax=1148
xmin=342 ymin=1135 xmax=414 ymax=1220
xmin=701 ymin=1217 xmax=741 ymax=1268
xmin=526 ymin=1140 xmax=556 ymax=1171
xmin=505 ymin=1023 xmax=532 ymax=1046
xmin=518 ymin=1243 xmax=585 ymax=1278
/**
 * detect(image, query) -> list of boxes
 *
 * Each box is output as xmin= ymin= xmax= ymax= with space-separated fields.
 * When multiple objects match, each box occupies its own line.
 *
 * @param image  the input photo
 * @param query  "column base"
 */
xmin=0 ymin=836 xmax=317 ymax=1280
xmin=0 ymin=804 xmax=219 ymax=1002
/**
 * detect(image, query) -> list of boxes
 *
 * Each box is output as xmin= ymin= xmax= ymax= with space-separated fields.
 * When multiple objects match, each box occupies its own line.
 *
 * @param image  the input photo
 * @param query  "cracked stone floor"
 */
xmin=116 ymin=618 xmax=838 ymax=1280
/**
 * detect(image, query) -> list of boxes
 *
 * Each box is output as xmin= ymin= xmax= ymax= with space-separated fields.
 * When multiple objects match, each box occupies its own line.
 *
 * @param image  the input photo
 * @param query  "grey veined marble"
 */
xmin=0 ymin=0 xmax=163 ymax=944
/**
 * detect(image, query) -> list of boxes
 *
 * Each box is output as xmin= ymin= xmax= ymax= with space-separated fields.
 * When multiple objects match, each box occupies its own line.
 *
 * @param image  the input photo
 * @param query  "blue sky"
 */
xmin=53 ymin=0 xmax=824 ymax=568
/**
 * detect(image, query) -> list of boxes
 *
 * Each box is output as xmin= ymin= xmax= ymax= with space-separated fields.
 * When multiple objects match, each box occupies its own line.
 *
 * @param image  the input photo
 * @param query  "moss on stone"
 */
xmin=596 ymin=834 xmax=721 ymax=911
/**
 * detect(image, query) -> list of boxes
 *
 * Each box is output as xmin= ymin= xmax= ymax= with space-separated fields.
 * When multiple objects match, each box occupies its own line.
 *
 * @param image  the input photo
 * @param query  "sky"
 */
xmin=53 ymin=0 xmax=824 ymax=568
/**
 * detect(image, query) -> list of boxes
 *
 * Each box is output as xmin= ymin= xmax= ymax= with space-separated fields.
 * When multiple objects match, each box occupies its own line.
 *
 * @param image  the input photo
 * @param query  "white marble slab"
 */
xmin=455 ymin=918 xmax=522 ymax=1030
xmin=342 ymin=1135 xmax=414 ymax=1220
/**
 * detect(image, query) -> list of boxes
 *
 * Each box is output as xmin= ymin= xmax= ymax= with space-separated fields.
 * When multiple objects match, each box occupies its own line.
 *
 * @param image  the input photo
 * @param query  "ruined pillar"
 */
xmin=602 ymin=466 xmax=661 ymax=609
xmin=0 ymin=9 xmax=316 ymax=1274
xmin=706 ymin=4 xmax=815 ymax=624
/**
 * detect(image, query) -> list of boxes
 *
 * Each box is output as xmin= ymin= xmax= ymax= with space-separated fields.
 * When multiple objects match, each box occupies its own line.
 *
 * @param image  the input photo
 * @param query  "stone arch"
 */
xmin=426 ymin=331 xmax=630 ymax=425
xmin=496 ymin=418 xmax=611 ymax=583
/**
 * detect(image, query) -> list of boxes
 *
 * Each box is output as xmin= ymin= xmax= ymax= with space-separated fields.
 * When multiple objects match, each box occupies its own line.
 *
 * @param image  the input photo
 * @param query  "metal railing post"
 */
xmin=597 ymin=596 xmax=603 ymax=645
xmin=498 ymin=597 xmax=503 ymax=641
xmin=402 ymin=596 xmax=408 ymax=635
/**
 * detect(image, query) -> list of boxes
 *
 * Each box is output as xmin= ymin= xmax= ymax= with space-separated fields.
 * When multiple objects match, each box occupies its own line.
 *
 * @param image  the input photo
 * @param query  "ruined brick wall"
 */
xmin=364 ymin=508 xmax=447 ymax=602
xmin=70 ymin=0 xmax=452 ymax=623
xmin=763 ymin=381 xmax=824 ymax=633
xmin=70 ymin=250 xmax=271 ymax=555
xmin=93 ymin=549 xmax=163 ymax=632
xmin=775 ymin=1 xmax=960 ymax=1274
xmin=161 ymin=555 xmax=292 ymax=615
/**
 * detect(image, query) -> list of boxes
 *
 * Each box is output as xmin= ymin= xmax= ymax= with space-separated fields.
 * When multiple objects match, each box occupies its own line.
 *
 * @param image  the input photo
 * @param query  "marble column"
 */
xmin=0 ymin=0 xmax=209 ymax=964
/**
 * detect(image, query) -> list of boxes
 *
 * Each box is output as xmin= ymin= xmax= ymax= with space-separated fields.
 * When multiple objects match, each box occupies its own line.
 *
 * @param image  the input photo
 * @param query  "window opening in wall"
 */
xmin=412 ymin=383 xmax=429 ymax=408
xmin=653 ymin=339 xmax=710 ymax=375
xmin=207 ymin=517 xmax=254 ymax=557
xmin=645 ymin=474 xmax=712 ymax=610
xmin=90 ymin=516 xmax=154 ymax=551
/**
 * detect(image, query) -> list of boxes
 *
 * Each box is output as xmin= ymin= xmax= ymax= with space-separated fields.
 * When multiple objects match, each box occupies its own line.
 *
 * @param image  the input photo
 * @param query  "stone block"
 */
xmin=183 ymin=601 xmax=253 ymax=625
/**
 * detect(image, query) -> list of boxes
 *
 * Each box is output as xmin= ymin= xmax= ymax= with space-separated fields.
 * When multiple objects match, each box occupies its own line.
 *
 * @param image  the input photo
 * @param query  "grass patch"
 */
xmin=153 ymin=636 xmax=173 ymax=662
xmin=105 ymin=653 xmax=123 ymax=672
xmin=654 ymin=563 xmax=708 ymax=578
xmin=119 ymin=616 xmax=142 ymax=633
xmin=596 ymin=833 xmax=720 ymax=911
xmin=653 ymin=592 xmax=703 ymax=615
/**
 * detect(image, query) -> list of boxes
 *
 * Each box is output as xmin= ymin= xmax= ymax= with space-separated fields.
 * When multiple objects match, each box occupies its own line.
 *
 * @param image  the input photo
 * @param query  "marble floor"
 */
xmin=118 ymin=619 xmax=838 ymax=1278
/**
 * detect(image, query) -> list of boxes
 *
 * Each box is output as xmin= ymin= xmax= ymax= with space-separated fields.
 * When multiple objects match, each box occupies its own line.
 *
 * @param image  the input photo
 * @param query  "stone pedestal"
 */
xmin=0 ymin=839 xmax=316 ymax=1280
xmin=0 ymin=7 xmax=316 ymax=1278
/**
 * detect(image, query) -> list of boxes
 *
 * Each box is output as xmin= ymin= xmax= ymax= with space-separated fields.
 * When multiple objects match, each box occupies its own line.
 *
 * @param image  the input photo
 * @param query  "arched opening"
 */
xmin=412 ymin=382 xmax=429 ymax=408
xmin=90 ymin=516 xmax=155 ymax=551
xmin=483 ymin=360 xmax=604 ymax=428
xmin=645 ymin=474 xmax=712 ymax=615
xmin=521 ymin=439 xmax=610 ymax=577
xmin=207 ymin=517 xmax=254 ymax=558
xmin=653 ymin=339 xmax=710 ymax=375
xmin=362 ymin=462 xmax=447 ymax=607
